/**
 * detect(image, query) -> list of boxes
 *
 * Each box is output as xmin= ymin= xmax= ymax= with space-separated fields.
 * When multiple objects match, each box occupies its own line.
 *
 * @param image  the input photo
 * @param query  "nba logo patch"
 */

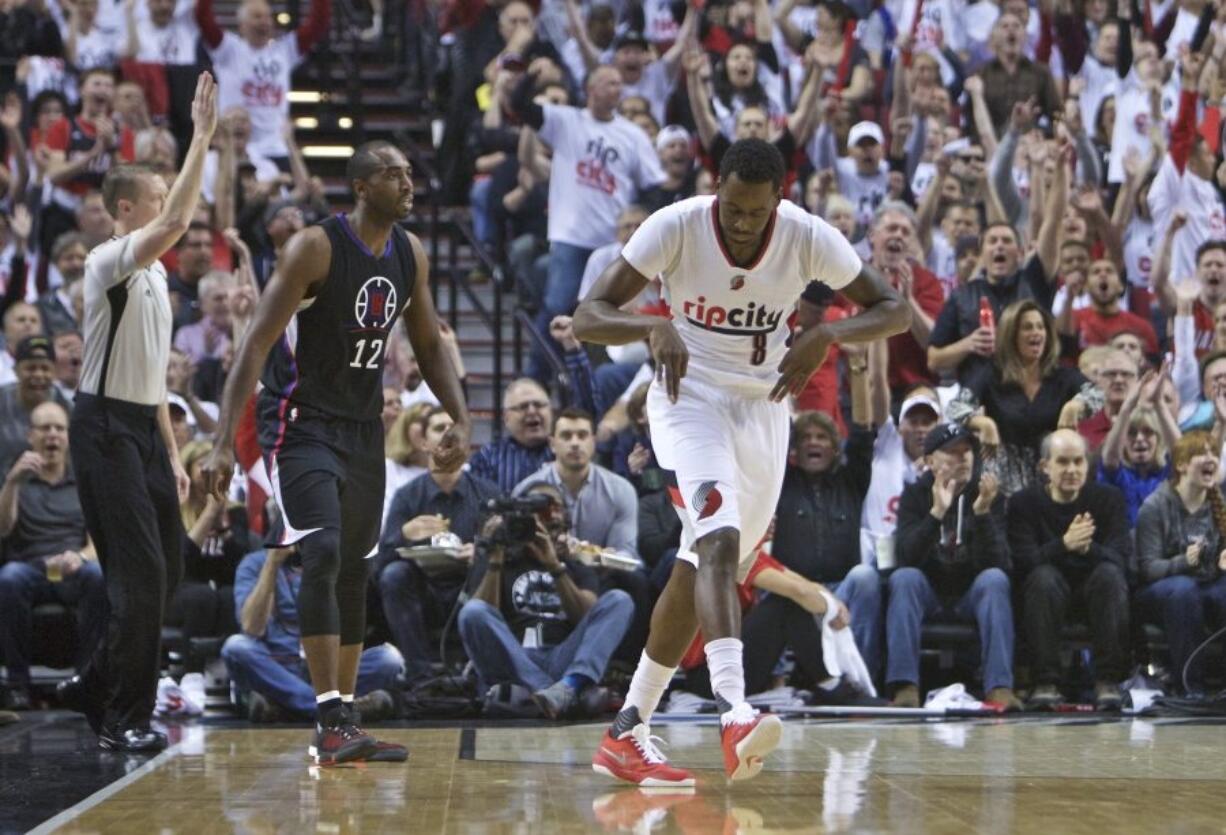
xmin=692 ymin=481 xmax=723 ymax=520
xmin=730 ymin=274 xmax=746 ymax=291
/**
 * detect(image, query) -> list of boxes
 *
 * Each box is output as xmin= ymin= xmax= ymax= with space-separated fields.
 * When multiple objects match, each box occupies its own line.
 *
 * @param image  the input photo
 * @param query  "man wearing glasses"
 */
xmin=470 ymin=379 xmax=556 ymax=492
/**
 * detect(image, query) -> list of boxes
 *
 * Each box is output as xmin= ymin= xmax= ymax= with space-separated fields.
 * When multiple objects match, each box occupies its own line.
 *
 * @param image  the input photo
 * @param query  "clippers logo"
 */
xmin=692 ymin=481 xmax=723 ymax=520
xmin=355 ymin=276 xmax=398 ymax=329
xmin=681 ymin=296 xmax=784 ymax=335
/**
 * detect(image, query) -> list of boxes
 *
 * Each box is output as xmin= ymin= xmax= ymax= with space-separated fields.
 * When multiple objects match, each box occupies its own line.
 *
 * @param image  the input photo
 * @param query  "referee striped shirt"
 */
xmin=78 ymin=234 xmax=172 ymax=406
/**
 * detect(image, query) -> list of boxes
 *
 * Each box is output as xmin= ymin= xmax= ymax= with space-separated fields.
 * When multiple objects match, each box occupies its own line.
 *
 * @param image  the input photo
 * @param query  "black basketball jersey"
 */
xmin=260 ymin=214 xmax=416 ymax=422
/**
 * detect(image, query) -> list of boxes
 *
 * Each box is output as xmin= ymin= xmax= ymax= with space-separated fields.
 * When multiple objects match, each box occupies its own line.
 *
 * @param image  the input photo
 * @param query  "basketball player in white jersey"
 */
xmin=575 ymin=138 xmax=910 ymax=785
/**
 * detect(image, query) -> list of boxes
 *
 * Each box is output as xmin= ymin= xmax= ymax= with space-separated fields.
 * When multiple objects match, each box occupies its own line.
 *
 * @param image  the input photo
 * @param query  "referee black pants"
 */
xmin=70 ymin=394 xmax=183 ymax=730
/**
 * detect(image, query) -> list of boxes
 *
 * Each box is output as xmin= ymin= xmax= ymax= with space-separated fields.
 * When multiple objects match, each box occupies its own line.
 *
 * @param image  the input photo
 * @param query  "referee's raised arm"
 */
xmin=129 ymin=74 xmax=220 ymax=269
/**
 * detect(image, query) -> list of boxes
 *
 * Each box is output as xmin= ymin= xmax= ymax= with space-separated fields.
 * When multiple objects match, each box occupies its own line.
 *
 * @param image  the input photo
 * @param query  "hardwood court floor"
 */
xmin=9 ymin=714 xmax=1226 ymax=833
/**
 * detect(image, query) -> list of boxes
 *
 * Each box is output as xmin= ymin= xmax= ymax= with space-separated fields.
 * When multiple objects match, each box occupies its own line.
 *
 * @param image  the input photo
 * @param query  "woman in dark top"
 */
xmin=970 ymin=299 xmax=1089 ymax=496
xmin=1134 ymin=431 xmax=1226 ymax=695
xmin=166 ymin=441 xmax=250 ymax=664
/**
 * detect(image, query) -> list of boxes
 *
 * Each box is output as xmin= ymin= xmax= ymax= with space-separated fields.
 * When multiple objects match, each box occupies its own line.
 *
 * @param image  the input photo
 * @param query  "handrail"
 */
xmin=401 ymin=144 xmax=517 ymax=435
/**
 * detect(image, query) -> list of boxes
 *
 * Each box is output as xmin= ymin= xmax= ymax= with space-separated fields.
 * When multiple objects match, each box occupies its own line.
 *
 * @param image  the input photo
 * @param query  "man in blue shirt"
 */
xmin=222 ymin=548 xmax=403 ymax=725
xmin=376 ymin=409 xmax=501 ymax=683
xmin=469 ymin=379 xmax=555 ymax=492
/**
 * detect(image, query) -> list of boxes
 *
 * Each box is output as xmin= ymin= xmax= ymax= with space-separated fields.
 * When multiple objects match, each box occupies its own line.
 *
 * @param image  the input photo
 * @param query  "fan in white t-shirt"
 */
xmin=510 ymin=64 xmax=667 ymax=254
xmin=195 ymin=0 xmax=331 ymax=160
xmin=63 ymin=0 xmax=136 ymax=71
xmin=810 ymin=120 xmax=890 ymax=232
xmin=860 ymin=391 xmax=939 ymax=567
xmin=1148 ymin=55 xmax=1226 ymax=297
xmin=136 ymin=0 xmax=199 ymax=66
xmin=564 ymin=2 xmax=697 ymax=127
xmin=1075 ymin=21 xmax=1122 ymax=142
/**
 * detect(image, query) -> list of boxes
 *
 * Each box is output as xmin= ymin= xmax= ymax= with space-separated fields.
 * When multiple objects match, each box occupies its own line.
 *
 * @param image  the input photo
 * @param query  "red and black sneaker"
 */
xmin=307 ymin=707 xmax=377 ymax=766
xmin=365 ymin=740 xmax=409 ymax=762
xmin=719 ymin=703 xmax=782 ymax=782
xmin=346 ymin=705 xmax=408 ymax=763
xmin=592 ymin=723 xmax=695 ymax=787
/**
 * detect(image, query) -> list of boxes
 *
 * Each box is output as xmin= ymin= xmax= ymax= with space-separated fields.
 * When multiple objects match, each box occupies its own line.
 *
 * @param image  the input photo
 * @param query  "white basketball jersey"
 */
xmin=620 ymin=196 xmax=862 ymax=398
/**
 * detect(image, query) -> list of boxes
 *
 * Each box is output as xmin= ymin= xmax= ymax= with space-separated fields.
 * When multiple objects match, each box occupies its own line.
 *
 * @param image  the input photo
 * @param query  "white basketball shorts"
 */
xmin=647 ymin=376 xmax=790 ymax=582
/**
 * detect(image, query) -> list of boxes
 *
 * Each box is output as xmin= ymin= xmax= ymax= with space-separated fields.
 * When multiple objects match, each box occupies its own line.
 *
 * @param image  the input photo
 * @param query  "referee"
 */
xmin=57 ymin=74 xmax=218 ymax=753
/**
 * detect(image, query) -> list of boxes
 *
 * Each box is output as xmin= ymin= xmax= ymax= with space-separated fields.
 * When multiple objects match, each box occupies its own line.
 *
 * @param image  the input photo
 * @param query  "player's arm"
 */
xmin=130 ymin=73 xmax=218 ymax=270
xmin=573 ymin=257 xmax=690 ymax=402
xmin=772 ymin=265 xmax=909 ymax=402
xmin=405 ymin=233 xmax=471 ymax=472
xmin=202 ymin=228 xmax=330 ymax=499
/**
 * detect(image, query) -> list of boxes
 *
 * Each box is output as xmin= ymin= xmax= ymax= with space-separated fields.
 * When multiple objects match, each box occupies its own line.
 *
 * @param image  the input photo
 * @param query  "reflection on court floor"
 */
xmin=7 ymin=714 xmax=1226 ymax=833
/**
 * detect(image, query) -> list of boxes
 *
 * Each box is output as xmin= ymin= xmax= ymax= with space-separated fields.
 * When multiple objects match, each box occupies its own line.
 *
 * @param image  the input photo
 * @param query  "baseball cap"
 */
xmin=900 ymin=394 xmax=940 ymax=421
xmin=613 ymin=30 xmax=649 ymax=51
xmin=655 ymin=124 xmax=691 ymax=152
xmin=15 ymin=335 xmax=55 ymax=364
xmin=923 ymin=421 xmax=976 ymax=456
xmin=166 ymin=393 xmax=194 ymax=426
xmin=848 ymin=121 xmax=884 ymax=147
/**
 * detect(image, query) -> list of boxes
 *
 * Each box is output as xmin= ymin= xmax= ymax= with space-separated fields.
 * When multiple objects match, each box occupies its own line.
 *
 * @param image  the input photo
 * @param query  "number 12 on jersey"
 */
xmin=350 ymin=338 xmax=385 ymax=370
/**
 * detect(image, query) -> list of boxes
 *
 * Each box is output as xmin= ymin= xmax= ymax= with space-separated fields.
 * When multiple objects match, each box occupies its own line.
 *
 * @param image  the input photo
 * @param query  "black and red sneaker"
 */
xmin=307 ymin=707 xmax=377 ymax=766
xmin=348 ymin=706 xmax=408 ymax=763
xmin=366 ymin=740 xmax=409 ymax=762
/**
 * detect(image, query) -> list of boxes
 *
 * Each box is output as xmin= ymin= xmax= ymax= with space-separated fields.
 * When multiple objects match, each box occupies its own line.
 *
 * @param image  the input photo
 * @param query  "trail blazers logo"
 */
xmin=692 ymin=481 xmax=723 ymax=520
xmin=729 ymin=274 xmax=746 ymax=291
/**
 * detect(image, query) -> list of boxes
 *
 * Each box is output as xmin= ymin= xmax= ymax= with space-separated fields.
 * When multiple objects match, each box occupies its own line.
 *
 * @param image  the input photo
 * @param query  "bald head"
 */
xmin=503 ymin=378 xmax=552 ymax=447
xmin=28 ymin=400 xmax=69 ymax=461
xmin=238 ymin=0 xmax=274 ymax=46
xmin=1041 ymin=429 xmax=1090 ymax=501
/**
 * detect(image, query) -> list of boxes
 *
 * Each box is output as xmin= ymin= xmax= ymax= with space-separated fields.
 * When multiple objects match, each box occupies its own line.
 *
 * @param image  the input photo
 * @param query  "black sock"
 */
xmin=316 ymin=697 xmax=344 ymax=725
xmin=610 ymin=705 xmax=642 ymax=737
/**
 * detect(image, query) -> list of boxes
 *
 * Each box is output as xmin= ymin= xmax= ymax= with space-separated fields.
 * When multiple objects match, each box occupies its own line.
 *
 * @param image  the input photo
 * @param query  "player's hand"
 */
xmin=201 ymin=446 xmax=235 ymax=503
xmin=432 ymin=419 xmax=470 ymax=473
xmin=771 ymin=325 xmax=832 ymax=402
xmin=649 ymin=320 xmax=688 ymax=403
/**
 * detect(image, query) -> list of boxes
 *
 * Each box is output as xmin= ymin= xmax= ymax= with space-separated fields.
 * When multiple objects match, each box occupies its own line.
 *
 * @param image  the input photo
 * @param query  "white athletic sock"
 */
xmin=623 ymin=651 xmax=677 ymax=724
xmin=340 ymin=694 xmax=354 ymax=704
xmin=705 ymin=637 xmax=745 ymax=713
xmin=316 ymin=690 xmax=341 ymax=703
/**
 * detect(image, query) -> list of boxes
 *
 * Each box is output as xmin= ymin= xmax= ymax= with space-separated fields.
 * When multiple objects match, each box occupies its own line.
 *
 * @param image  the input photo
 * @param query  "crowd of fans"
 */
xmin=7 ymin=0 xmax=1226 ymax=721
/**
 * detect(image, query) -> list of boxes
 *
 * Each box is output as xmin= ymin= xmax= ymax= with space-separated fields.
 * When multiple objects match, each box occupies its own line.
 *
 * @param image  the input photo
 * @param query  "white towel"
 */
xmin=818 ymin=590 xmax=877 ymax=698
xmin=923 ymin=683 xmax=983 ymax=711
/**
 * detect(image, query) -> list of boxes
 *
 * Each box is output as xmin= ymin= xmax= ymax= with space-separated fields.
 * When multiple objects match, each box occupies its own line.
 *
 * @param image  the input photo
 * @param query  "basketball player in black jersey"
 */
xmin=203 ymin=142 xmax=470 ymax=765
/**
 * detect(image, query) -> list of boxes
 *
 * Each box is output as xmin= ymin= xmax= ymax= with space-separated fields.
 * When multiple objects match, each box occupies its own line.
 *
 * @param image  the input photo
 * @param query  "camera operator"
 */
xmin=459 ymin=482 xmax=634 ymax=719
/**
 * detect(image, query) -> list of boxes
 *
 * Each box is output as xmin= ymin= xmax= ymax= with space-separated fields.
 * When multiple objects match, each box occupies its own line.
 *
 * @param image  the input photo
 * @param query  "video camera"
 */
xmin=483 ymin=494 xmax=555 ymax=548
